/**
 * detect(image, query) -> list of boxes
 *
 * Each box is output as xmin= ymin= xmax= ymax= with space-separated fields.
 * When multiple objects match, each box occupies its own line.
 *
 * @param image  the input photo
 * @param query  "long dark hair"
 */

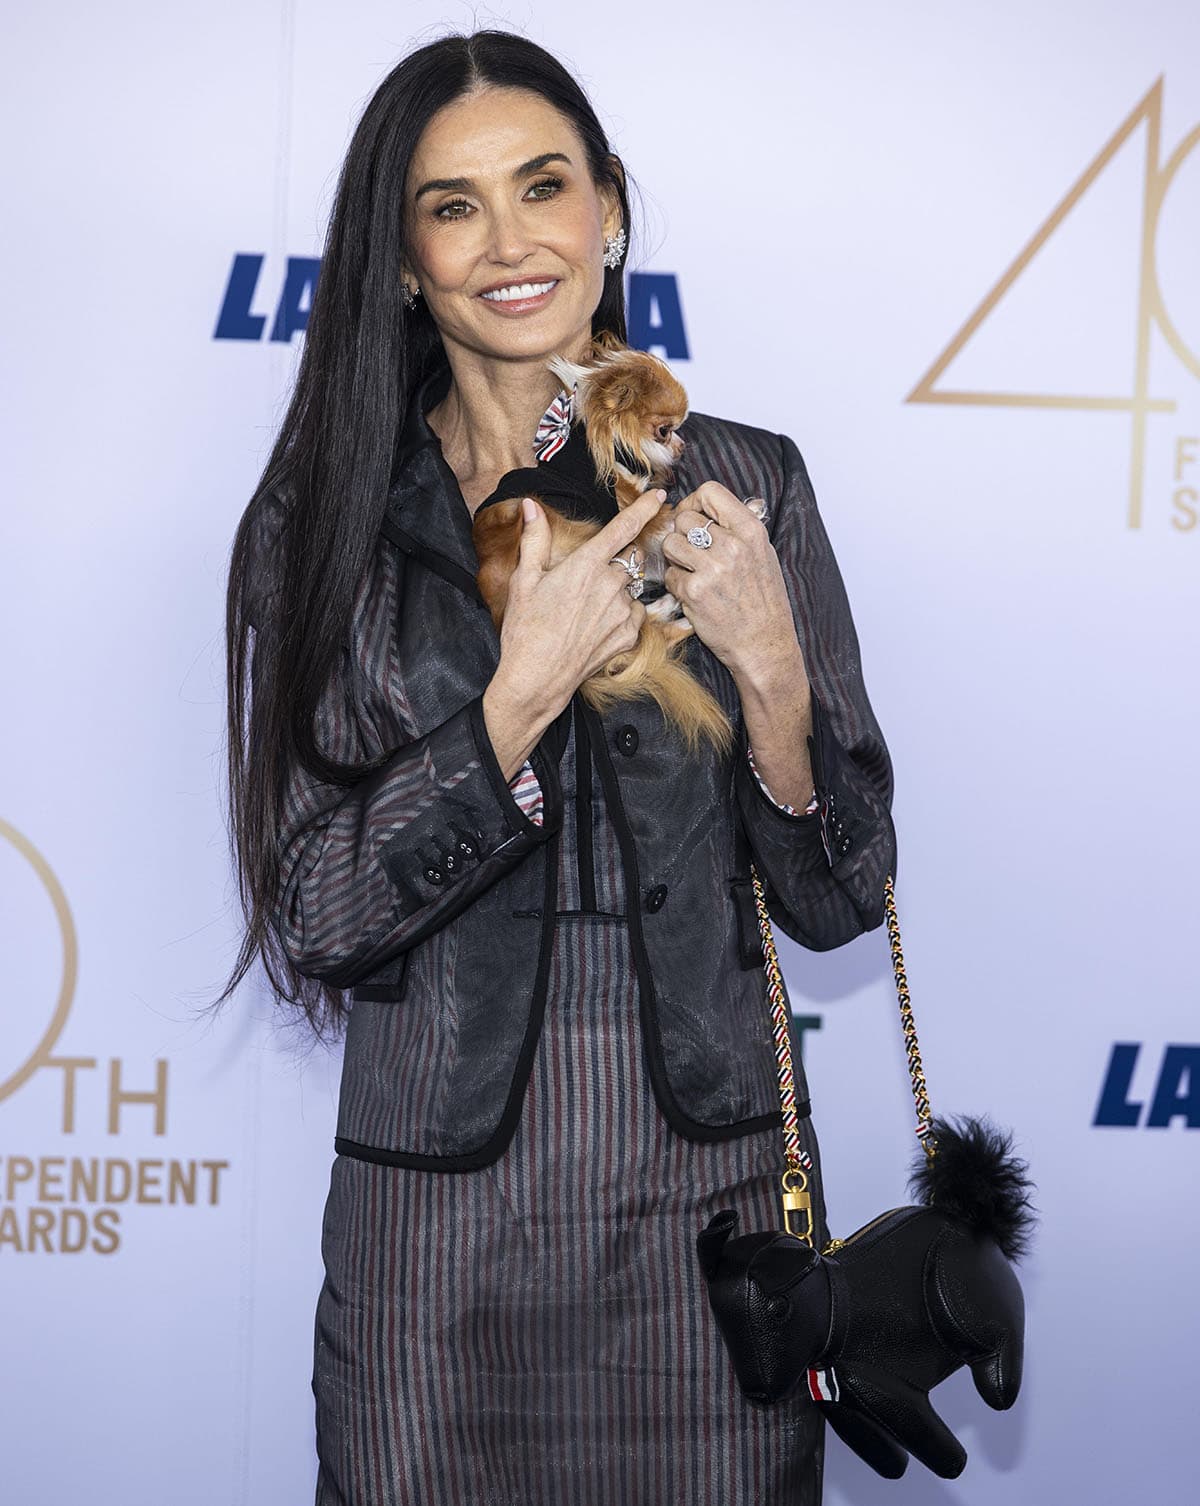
xmin=217 ymin=29 xmax=634 ymax=1039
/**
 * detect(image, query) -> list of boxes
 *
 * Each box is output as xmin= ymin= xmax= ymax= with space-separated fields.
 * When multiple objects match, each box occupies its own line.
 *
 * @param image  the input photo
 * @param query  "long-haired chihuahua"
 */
xmin=471 ymin=332 xmax=767 ymax=757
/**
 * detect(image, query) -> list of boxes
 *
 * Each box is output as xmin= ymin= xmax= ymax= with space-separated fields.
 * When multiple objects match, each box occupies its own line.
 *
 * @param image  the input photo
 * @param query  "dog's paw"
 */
xmin=644 ymin=592 xmax=686 ymax=623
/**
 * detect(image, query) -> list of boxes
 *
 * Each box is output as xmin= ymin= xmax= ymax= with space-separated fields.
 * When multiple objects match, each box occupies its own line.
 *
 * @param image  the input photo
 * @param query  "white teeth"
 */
xmin=481 ymin=279 xmax=557 ymax=302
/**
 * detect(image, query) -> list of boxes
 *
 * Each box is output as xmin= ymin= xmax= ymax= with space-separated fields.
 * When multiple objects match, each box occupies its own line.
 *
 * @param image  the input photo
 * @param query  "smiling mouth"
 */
xmin=479 ymin=278 xmax=560 ymax=303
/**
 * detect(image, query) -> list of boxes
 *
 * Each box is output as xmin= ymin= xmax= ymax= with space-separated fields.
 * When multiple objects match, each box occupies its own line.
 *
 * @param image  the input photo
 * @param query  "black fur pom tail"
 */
xmin=907 ymin=1113 xmax=1038 ymax=1263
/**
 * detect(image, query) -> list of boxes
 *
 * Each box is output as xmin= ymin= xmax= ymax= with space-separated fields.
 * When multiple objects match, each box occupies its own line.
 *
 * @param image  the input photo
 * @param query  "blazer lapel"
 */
xmin=383 ymin=359 xmax=485 ymax=602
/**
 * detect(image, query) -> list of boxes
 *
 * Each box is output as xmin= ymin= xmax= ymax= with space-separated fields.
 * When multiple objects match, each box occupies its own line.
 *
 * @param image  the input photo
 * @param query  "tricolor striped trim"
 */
xmin=806 ymin=1366 xmax=839 ymax=1404
xmin=533 ymin=387 xmax=575 ymax=461
xmin=747 ymin=742 xmax=820 ymax=815
xmin=507 ymin=759 xmax=544 ymax=826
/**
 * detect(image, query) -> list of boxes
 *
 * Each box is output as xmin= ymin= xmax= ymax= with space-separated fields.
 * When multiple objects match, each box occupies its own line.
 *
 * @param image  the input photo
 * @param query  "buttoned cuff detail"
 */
xmin=394 ymin=696 xmax=539 ymax=896
xmin=806 ymin=690 xmax=870 ymax=873
xmin=371 ymin=690 xmax=557 ymax=923
xmin=276 ymin=689 xmax=564 ymax=986
xmin=734 ymin=689 xmax=868 ymax=881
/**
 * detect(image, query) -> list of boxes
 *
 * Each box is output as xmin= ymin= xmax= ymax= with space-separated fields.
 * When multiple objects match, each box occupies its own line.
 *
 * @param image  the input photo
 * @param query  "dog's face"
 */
xmin=646 ymin=411 xmax=687 ymax=467
xmin=577 ymin=348 xmax=689 ymax=486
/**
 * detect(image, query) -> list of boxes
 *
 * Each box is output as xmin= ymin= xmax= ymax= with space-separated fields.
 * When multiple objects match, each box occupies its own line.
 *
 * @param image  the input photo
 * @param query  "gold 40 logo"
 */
xmin=0 ymin=818 xmax=75 ymax=1105
xmin=908 ymin=78 xmax=1198 ymax=530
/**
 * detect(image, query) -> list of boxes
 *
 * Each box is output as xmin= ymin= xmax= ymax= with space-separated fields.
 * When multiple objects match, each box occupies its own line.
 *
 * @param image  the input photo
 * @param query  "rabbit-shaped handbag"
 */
xmin=695 ymin=868 xmax=1035 ymax=1480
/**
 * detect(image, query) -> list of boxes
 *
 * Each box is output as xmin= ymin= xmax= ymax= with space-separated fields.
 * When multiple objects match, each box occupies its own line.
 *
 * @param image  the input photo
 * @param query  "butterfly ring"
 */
xmin=611 ymin=547 xmax=645 ymax=600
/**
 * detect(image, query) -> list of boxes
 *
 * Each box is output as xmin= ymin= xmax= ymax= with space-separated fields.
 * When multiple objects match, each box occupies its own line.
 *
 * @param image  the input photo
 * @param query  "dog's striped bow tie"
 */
xmin=533 ymin=386 xmax=575 ymax=461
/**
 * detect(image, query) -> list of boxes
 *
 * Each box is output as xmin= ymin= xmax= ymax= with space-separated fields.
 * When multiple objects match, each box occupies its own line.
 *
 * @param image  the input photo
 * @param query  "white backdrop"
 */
xmin=3 ymin=3 xmax=1197 ymax=1501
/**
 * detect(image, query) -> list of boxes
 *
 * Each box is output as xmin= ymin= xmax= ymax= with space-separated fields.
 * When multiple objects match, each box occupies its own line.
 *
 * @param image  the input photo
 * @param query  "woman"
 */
xmin=223 ymin=28 xmax=896 ymax=1506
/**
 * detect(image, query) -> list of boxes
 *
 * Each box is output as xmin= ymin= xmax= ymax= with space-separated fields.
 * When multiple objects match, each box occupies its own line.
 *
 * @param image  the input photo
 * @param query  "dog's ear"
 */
xmin=545 ymin=353 xmax=588 ymax=403
xmin=546 ymin=335 xmax=633 ymax=417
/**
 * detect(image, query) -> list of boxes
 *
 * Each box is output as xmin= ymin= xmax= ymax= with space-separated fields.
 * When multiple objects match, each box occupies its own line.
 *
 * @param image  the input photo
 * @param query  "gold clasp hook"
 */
xmin=780 ymin=1166 xmax=813 ymax=1246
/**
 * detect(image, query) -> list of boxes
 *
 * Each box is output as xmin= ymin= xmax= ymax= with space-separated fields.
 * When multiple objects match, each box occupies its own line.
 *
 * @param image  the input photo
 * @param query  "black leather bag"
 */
xmin=696 ymin=868 xmax=1036 ymax=1480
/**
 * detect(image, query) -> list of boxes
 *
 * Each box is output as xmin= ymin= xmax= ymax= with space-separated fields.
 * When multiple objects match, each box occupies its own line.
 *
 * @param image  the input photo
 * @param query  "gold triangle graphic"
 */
xmin=907 ymin=77 xmax=1171 ymax=416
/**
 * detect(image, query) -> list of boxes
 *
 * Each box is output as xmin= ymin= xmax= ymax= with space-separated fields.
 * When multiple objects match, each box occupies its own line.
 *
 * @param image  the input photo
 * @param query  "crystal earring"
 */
xmin=400 ymin=281 xmax=421 ymax=310
xmin=602 ymin=227 xmax=627 ymax=270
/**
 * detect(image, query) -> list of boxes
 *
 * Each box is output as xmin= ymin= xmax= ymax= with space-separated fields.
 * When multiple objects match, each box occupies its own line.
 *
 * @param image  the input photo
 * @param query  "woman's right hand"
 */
xmin=495 ymin=488 xmax=665 ymax=723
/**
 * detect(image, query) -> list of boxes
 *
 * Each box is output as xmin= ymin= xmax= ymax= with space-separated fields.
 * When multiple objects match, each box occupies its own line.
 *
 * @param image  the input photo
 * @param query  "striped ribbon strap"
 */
xmin=806 ymin=1367 xmax=840 ymax=1404
xmin=749 ymin=864 xmax=810 ymax=1182
xmin=749 ymin=862 xmax=940 ymax=1241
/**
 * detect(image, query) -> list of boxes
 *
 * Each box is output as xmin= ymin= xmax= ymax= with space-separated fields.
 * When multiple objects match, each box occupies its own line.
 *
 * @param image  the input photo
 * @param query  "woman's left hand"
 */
xmin=662 ymin=482 xmax=807 ymax=683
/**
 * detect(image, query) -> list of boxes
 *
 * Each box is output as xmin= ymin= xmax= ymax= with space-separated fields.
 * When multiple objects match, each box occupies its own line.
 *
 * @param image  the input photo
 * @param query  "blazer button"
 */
xmin=838 ymin=837 xmax=851 ymax=854
xmin=616 ymin=725 xmax=639 ymax=757
xmin=422 ymin=864 xmax=445 ymax=885
xmin=645 ymin=884 xmax=668 ymax=913
xmin=457 ymin=836 xmax=478 ymax=859
xmin=442 ymin=848 xmax=460 ymax=875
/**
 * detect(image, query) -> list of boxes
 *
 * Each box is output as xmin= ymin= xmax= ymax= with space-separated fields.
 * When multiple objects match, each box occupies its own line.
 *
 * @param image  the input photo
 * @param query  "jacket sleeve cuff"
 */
xmin=464 ymin=691 xmax=553 ymax=844
xmin=745 ymin=741 xmax=819 ymax=815
xmin=734 ymin=688 xmax=885 ymax=887
xmin=277 ymin=690 xmax=561 ymax=984
xmin=734 ymin=704 xmax=827 ymax=882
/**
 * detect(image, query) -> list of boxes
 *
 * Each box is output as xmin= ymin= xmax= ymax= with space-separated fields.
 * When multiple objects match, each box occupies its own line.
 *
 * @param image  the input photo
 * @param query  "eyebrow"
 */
xmin=412 ymin=151 xmax=574 ymax=202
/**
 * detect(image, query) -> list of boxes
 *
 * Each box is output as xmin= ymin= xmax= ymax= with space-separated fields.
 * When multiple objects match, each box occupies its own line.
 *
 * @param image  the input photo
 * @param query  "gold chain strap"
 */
xmin=749 ymin=863 xmax=939 ymax=1251
xmin=748 ymin=861 xmax=813 ymax=1242
xmin=881 ymin=872 xmax=938 ymax=1157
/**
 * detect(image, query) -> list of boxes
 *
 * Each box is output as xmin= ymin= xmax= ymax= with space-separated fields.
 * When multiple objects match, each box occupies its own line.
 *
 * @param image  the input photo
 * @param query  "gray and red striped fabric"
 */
xmin=312 ymin=703 xmax=830 ymax=1504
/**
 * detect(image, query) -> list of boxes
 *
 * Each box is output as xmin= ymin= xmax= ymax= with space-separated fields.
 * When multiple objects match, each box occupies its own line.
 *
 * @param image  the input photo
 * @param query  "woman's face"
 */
xmin=401 ymin=86 xmax=622 ymax=367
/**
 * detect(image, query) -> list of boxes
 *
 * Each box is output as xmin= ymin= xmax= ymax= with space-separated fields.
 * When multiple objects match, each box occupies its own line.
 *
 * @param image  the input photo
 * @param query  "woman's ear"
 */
xmin=398 ymin=239 xmax=422 ymax=290
xmin=601 ymin=155 xmax=627 ymax=240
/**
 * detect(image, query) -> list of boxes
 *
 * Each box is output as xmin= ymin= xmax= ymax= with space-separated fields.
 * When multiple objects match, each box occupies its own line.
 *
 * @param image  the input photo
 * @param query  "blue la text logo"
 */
xmin=214 ymin=255 xmax=689 ymax=357
xmin=1094 ymin=1043 xmax=1200 ymax=1127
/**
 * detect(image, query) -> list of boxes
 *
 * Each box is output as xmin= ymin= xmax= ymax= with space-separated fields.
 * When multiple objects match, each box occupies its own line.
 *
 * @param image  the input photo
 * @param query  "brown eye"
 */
xmin=655 ymin=424 xmax=673 ymax=441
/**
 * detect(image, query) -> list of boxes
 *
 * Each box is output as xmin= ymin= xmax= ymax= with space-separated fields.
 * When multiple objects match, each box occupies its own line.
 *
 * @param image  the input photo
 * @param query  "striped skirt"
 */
xmin=312 ymin=915 xmax=829 ymax=1504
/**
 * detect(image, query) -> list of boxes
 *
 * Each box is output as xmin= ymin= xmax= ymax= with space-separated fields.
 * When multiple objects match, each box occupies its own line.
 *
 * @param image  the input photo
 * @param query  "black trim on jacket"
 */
xmin=577 ymin=696 xmax=788 ymax=1146
xmin=334 ymin=813 xmax=561 ymax=1171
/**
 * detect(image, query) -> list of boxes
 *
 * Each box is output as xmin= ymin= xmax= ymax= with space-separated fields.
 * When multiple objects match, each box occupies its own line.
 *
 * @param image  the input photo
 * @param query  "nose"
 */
xmin=484 ymin=199 xmax=540 ymax=268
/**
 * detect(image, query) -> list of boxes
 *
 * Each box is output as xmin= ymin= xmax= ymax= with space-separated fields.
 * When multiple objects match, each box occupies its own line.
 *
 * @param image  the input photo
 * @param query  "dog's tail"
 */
xmin=580 ymin=626 xmax=733 ymax=760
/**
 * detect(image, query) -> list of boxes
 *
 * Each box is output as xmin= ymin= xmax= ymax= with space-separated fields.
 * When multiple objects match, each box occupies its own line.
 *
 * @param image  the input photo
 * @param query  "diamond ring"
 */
xmin=686 ymin=523 xmax=713 ymax=549
xmin=611 ymin=547 xmax=645 ymax=599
